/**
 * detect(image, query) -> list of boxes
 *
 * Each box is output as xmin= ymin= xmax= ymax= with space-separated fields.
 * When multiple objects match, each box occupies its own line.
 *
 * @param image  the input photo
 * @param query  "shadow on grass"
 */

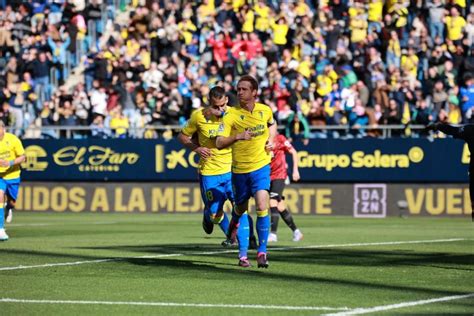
xmin=119 ymin=256 xmax=473 ymax=303
xmin=2 ymin=244 xmax=473 ymax=302
xmin=76 ymin=242 xmax=474 ymax=271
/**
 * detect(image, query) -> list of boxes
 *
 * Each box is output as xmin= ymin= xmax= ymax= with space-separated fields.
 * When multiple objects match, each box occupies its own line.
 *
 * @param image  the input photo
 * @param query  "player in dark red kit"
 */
xmin=267 ymin=132 xmax=303 ymax=242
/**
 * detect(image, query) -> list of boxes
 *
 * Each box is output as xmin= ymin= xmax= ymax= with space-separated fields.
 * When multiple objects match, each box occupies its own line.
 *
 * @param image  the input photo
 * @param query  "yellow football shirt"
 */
xmin=445 ymin=16 xmax=466 ymax=41
xmin=242 ymin=10 xmax=255 ymax=33
xmin=271 ymin=22 xmax=289 ymax=46
xmin=368 ymin=1 xmax=383 ymax=22
xmin=254 ymin=4 xmax=270 ymax=31
xmin=0 ymin=133 xmax=24 ymax=180
xmin=110 ymin=116 xmax=130 ymax=137
xmin=181 ymin=108 xmax=232 ymax=176
xmin=217 ymin=103 xmax=274 ymax=174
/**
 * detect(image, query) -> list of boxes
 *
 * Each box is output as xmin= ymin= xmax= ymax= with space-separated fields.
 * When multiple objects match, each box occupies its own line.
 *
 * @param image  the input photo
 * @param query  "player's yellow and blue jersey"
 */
xmin=217 ymin=102 xmax=274 ymax=174
xmin=0 ymin=133 xmax=24 ymax=180
xmin=181 ymin=108 xmax=232 ymax=176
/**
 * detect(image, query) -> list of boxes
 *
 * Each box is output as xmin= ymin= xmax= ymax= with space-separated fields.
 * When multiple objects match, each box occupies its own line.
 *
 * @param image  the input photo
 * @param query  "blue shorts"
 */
xmin=199 ymin=172 xmax=234 ymax=216
xmin=232 ymin=165 xmax=270 ymax=205
xmin=0 ymin=177 xmax=21 ymax=200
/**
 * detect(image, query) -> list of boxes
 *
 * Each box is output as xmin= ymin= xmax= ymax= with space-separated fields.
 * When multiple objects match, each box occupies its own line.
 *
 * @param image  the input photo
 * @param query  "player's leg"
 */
xmin=269 ymin=179 xmax=284 ymax=242
xmin=221 ymin=174 xmax=237 ymax=247
xmin=0 ymin=179 xmax=8 ymax=241
xmin=214 ymin=173 xmax=231 ymax=234
xmin=278 ymin=199 xmax=303 ymax=241
xmin=4 ymin=178 xmax=20 ymax=224
xmin=199 ymin=175 xmax=214 ymax=235
xmin=231 ymin=172 xmax=251 ymax=266
xmin=247 ymin=213 xmax=257 ymax=249
xmin=250 ymin=165 xmax=271 ymax=268
xmin=236 ymin=208 xmax=250 ymax=267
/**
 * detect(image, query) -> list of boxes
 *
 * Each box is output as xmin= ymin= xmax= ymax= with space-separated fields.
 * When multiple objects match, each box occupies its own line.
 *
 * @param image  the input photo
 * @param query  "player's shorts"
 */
xmin=199 ymin=172 xmax=234 ymax=216
xmin=0 ymin=177 xmax=21 ymax=200
xmin=232 ymin=164 xmax=270 ymax=205
xmin=270 ymin=179 xmax=286 ymax=201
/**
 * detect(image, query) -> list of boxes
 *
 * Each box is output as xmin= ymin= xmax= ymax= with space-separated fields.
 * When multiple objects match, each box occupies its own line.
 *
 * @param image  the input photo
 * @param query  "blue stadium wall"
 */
xmin=18 ymin=139 xmax=471 ymax=217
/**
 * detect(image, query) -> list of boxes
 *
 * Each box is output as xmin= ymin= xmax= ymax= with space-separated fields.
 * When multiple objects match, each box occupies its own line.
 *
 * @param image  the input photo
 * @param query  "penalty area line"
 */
xmin=0 ymin=238 xmax=467 ymax=272
xmin=0 ymin=298 xmax=351 ymax=311
xmin=323 ymin=293 xmax=474 ymax=315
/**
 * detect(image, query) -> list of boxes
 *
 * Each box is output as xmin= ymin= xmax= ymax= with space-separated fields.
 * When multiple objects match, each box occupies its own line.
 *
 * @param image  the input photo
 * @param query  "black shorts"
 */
xmin=270 ymin=179 xmax=286 ymax=201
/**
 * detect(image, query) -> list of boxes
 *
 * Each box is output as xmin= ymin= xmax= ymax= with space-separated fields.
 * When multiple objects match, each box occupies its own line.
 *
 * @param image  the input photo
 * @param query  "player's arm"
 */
xmin=177 ymin=114 xmax=211 ymax=159
xmin=215 ymin=115 xmax=252 ymax=149
xmin=215 ymin=130 xmax=253 ymax=149
xmin=202 ymin=107 xmax=224 ymax=120
xmin=177 ymin=132 xmax=211 ymax=160
xmin=265 ymin=114 xmax=277 ymax=152
xmin=427 ymin=122 xmax=467 ymax=139
xmin=0 ymin=154 xmax=26 ymax=168
xmin=288 ymin=147 xmax=300 ymax=182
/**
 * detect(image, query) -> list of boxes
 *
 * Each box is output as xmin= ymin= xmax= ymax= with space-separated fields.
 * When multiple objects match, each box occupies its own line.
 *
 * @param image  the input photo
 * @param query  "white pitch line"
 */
xmin=0 ymin=298 xmax=350 ymax=311
xmin=0 ymin=259 xmax=118 ymax=271
xmin=8 ymin=221 xmax=118 ymax=227
xmin=323 ymin=293 xmax=474 ymax=315
xmin=7 ymin=223 xmax=52 ymax=227
xmin=0 ymin=238 xmax=467 ymax=272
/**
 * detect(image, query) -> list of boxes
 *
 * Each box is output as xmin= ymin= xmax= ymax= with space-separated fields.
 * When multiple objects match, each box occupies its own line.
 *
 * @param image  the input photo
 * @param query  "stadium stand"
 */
xmin=0 ymin=0 xmax=472 ymax=140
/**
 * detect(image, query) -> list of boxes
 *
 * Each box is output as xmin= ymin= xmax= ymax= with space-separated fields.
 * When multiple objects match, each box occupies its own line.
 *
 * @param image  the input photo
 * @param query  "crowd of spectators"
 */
xmin=1 ymin=0 xmax=474 ymax=141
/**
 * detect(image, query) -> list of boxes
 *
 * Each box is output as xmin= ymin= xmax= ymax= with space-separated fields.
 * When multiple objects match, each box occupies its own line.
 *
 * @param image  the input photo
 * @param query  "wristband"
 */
xmin=9 ymin=160 xmax=14 ymax=167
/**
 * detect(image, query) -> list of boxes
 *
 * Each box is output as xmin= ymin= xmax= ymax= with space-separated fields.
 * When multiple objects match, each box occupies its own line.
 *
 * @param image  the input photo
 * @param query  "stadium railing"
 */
xmin=15 ymin=124 xmax=429 ymax=139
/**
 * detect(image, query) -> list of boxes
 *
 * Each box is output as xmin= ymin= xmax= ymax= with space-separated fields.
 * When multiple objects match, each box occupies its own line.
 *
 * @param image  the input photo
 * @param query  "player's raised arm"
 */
xmin=427 ymin=122 xmax=474 ymax=142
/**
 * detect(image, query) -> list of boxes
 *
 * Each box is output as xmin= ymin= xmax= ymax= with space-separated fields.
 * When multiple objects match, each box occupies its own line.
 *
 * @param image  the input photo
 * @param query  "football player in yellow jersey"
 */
xmin=178 ymin=86 xmax=234 ymax=244
xmin=0 ymin=121 xmax=26 ymax=241
xmin=216 ymin=75 xmax=277 ymax=268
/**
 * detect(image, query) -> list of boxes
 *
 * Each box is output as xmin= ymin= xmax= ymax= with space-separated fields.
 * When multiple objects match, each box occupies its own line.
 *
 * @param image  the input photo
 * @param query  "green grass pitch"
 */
xmin=0 ymin=213 xmax=473 ymax=315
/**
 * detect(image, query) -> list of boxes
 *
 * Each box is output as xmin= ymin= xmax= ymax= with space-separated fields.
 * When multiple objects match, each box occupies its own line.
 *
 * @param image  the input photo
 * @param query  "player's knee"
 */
xmin=277 ymin=202 xmax=285 ymax=212
xmin=256 ymin=201 xmax=268 ymax=213
xmin=210 ymin=214 xmax=223 ymax=224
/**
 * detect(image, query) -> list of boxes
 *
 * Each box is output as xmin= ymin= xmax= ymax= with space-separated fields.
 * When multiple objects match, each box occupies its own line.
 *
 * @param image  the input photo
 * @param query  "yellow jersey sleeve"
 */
xmin=0 ymin=133 xmax=24 ymax=179
xmin=181 ymin=110 xmax=199 ymax=136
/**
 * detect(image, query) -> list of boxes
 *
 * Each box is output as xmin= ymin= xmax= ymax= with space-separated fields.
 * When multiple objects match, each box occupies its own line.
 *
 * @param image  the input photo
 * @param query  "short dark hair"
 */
xmin=238 ymin=75 xmax=259 ymax=91
xmin=209 ymin=86 xmax=226 ymax=99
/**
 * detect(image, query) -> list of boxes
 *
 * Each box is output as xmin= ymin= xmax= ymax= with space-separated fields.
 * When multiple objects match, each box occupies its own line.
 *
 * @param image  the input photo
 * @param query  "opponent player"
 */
xmin=268 ymin=132 xmax=303 ymax=242
xmin=0 ymin=120 xmax=26 ymax=241
xmin=216 ymin=75 xmax=277 ymax=268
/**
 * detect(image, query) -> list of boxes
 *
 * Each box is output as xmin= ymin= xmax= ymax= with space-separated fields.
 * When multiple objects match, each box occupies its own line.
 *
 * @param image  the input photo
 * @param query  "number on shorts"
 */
xmin=206 ymin=190 xmax=213 ymax=201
